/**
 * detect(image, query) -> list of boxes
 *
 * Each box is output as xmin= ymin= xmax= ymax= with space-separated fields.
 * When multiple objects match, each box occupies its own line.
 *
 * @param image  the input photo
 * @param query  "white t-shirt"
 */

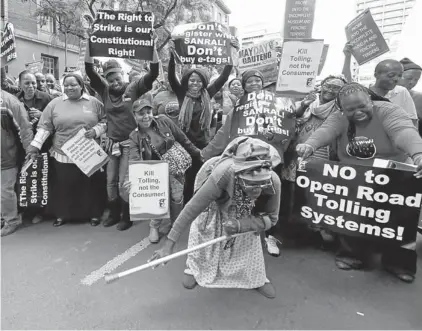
xmin=385 ymin=85 xmax=418 ymax=120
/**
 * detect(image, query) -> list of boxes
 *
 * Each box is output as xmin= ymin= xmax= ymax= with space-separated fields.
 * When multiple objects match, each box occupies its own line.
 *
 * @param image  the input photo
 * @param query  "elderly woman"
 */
xmin=150 ymin=137 xmax=281 ymax=298
xmin=26 ymin=74 xmax=107 ymax=227
xmin=122 ymin=95 xmax=201 ymax=243
xmin=297 ymin=82 xmax=422 ymax=283
xmin=85 ymin=39 xmax=159 ymax=231
xmin=201 ymin=69 xmax=295 ymax=257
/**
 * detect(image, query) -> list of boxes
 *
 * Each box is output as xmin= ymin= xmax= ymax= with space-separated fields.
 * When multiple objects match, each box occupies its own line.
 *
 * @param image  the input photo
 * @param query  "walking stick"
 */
xmin=104 ymin=232 xmax=252 ymax=284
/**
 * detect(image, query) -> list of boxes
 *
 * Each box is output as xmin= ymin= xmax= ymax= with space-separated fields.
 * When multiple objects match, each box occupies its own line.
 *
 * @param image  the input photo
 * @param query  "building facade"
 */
xmin=1 ymin=0 xmax=80 ymax=80
xmin=212 ymin=0 xmax=231 ymax=26
xmin=355 ymin=0 xmax=417 ymax=86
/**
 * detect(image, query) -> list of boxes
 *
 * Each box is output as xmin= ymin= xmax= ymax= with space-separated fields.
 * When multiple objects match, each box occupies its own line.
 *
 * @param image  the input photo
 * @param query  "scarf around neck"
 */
xmin=297 ymin=98 xmax=336 ymax=125
xmin=178 ymin=89 xmax=212 ymax=133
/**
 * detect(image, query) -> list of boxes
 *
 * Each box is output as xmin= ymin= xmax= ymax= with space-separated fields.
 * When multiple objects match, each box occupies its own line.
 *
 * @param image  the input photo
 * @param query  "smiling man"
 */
xmin=369 ymin=59 xmax=418 ymax=125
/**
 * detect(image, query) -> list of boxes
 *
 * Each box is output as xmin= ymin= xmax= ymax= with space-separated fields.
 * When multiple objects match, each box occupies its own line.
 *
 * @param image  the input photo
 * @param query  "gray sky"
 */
xmin=226 ymin=0 xmax=356 ymax=77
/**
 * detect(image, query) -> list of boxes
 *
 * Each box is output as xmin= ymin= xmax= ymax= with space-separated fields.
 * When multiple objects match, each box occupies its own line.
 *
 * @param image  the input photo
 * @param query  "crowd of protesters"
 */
xmin=2 ymin=35 xmax=422 ymax=299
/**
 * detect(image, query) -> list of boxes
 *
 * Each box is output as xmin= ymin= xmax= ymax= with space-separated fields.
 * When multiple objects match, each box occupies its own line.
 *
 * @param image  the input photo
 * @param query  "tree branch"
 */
xmin=157 ymin=35 xmax=171 ymax=51
xmin=153 ymin=0 xmax=177 ymax=29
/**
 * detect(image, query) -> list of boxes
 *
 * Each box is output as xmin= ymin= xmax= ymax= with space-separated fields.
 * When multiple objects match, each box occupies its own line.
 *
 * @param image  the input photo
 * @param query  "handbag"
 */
xmin=148 ymin=139 xmax=192 ymax=177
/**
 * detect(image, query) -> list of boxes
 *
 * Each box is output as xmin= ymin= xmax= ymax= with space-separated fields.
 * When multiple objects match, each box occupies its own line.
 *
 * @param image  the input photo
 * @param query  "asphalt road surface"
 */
xmin=2 ymin=219 xmax=421 ymax=330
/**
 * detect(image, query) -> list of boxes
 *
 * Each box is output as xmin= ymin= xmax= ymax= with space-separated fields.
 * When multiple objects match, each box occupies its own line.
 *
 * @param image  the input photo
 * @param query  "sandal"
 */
xmin=53 ymin=219 xmax=65 ymax=227
xmin=90 ymin=218 xmax=101 ymax=227
xmin=335 ymin=256 xmax=364 ymax=270
xmin=384 ymin=266 xmax=415 ymax=283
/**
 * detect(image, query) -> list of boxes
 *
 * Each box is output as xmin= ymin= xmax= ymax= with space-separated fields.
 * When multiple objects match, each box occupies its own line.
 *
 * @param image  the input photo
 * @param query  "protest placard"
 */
xmin=345 ymin=9 xmax=390 ymax=65
xmin=18 ymin=153 xmax=49 ymax=208
xmin=318 ymin=44 xmax=329 ymax=75
xmin=276 ymin=39 xmax=324 ymax=97
xmin=295 ymin=158 xmax=421 ymax=245
xmin=89 ymin=10 xmax=154 ymax=60
xmin=25 ymin=61 xmax=44 ymax=74
xmin=230 ymin=91 xmax=296 ymax=151
xmin=61 ymin=128 xmax=109 ymax=177
xmin=129 ymin=161 xmax=170 ymax=221
xmin=239 ymin=39 xmax=279 ymax=84
xmin=283 ymin=0 xmax=316 ymax=39
xmin=172 ymin=22 xmax=234 ymax=65
xmin=1 ymin=22 xmax=17 ymax=67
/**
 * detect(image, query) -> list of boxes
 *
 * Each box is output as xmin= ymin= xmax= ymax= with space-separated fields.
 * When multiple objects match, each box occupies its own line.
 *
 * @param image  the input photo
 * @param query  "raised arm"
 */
xmin=207 ymin=64 xmax=233 ymax=98
xmin=201 ymin=109 xmax=233 ymax=160
xmin=84 ymin=40 xmax=107 ymax=96
xmin=1 ymin=67 xmax=20 ymax=95
xmin=342 ymin=42 xmax=353 ymax=83
xmin=167 ymin=52 xmax=184 ymax=101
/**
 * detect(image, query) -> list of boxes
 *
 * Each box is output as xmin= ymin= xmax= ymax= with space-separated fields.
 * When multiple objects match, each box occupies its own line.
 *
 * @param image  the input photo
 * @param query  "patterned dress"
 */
xmin=184 ymin=158 xmax=268 ymax=289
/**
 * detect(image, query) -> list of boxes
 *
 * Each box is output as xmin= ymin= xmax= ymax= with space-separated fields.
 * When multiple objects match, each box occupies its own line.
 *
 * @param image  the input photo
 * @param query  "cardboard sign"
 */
xmin=89 ymin=10 xmax=154 ymax=60
xmin=61 ymin=128 xmax=109 ymax=177
xmin=345 ymin=9 xmax=390 ymax=65
xmin=295 ymin=159 xmax=420 ymax=245
xmin=18 ymin=153 xmax=49 ymax=208
xmin=1 ymin=22 xmax=17 ymax=67
xmin=276 ymin=39 xmax=324 ymax=97
xmin=239 ymin=39 xmax=279 ymax=84
xmin=283 ymin=0 xmax=316 ymax=39
xmin=129 ymin=161 xmax=170 ymax=221
xmin=318 ymin=44 xmax=329 ymax=75
xmin=230 ymin=91 xmax=296 ymax=151
xmin=25 ymin=61 xmax=43 ymax=74
xmin=172 ymin=22 xmax=234 ymax=65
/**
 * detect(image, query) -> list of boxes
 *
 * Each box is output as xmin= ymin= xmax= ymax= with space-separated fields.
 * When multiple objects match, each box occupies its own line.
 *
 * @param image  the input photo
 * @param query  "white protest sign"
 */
xmin=129 ymin=161 xmax=170 ymax=221
xmin=276 ymin=39 xmax=324 ymax=97
xmin=61 ymin=128 xmax=109 ymax=177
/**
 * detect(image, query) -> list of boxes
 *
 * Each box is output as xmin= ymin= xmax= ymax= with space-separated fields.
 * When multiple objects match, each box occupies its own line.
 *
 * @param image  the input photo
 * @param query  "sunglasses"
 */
xmin=239 ymin=178 xmax=273 ymax=190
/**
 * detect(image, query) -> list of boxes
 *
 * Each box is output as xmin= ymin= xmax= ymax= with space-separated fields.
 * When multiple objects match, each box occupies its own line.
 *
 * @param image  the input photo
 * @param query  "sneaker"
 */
xmin=32 ymin=215 xmax=43 ymax=224
xmin=265 ymin=235 xmax=280 ymax=257
xmin=1 ymin=224 xmax=20 ymax=237
xmin=149 ymin=228 xmax=160 ymax=243
xmin=256 ymin=282 xmax=276 ymax=299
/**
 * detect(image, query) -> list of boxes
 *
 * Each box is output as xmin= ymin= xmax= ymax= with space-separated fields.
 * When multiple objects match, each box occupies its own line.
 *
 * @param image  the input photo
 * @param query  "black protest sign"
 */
xmin=18 ymin=153 xmax=49 ymax=208
xmin=283 ymin=0 xmax=316 ymax=39
xmin=173 ymin=22 xmax=233 ymax=65
xmin=295 ymin=159 xmax=421 ymax=246
xmin=345 ymin=9 xmax=389 ymax=65
xmin=230 ymin=91 xmax=295 ymax=150
xmin=1 ymin=22 xmax=17 ymax=67
xmin=89 ymin=10 xmax=154 ymax=60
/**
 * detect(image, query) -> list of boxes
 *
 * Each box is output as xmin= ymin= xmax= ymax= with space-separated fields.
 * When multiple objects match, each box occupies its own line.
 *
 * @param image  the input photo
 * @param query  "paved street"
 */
xmin=2 ymin=219 xmax=422 ymax=330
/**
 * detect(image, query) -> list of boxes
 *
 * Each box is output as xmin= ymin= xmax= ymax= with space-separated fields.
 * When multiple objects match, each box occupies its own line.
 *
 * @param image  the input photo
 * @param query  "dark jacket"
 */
xmin=1 ymin=91 xmax=34 ymax=170
xmin=128 ymin=114 xmax=201 ymax=162
xmin=16 ymin=89 xmax=53 ymax=113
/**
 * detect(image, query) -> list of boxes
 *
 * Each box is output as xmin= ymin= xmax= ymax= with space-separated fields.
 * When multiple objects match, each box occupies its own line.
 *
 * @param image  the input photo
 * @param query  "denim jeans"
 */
xmin=150 ymin=175 xmax=184 ymax=229
xmin=106 ymin=145 xmax=130 ymax=201
xmin=1 ymin=167 xmax=21 ymax=227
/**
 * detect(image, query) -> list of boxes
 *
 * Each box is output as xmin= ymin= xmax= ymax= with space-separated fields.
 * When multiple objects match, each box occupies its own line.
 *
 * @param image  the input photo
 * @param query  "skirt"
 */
xmin=185 ymin=201 xmax=267 ymax=289
xmin=47 ymin=159 xmax=107 ymax=220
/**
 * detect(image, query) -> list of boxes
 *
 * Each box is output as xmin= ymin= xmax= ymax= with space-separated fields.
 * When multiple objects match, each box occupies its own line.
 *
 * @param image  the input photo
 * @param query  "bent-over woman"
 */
xmin=150 ymin=137 xmax=281 ymax=299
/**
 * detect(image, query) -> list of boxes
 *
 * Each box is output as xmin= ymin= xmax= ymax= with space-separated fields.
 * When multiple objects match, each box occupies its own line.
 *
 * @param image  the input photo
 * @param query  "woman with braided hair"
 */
xmin=296 ymin=82 xmax=422 ymax=283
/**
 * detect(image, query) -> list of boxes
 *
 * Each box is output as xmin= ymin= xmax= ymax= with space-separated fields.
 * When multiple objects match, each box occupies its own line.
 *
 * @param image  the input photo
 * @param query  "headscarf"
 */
xmin=219 ymin=137 xmax=279 ymax=180
xmin=400 ymin=58 xmax=422 ymax=71
xmin=178 ymin=68 xmax=212 ymax=133
xmin=241 ymin=70 xmax=264 ymax=89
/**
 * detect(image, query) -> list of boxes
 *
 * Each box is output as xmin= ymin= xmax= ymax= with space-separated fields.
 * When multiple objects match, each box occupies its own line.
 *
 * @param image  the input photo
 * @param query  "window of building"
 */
xmin=382 ymin=23 xmax=403 ymax=33
xmin=383 ymin=16 xmax=404 ymax=25
xmin=384 ymin=10 xmax=402 ymax=19
xmin=39 ymin=15 xmax=56 ymax=33
xmin=218 ymin=12 xmax=222 ymax=23
xmin=384 ymin=3 xmax=405 ymax=12
xmin=41 ymin=54 xmax=59 ymax=79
